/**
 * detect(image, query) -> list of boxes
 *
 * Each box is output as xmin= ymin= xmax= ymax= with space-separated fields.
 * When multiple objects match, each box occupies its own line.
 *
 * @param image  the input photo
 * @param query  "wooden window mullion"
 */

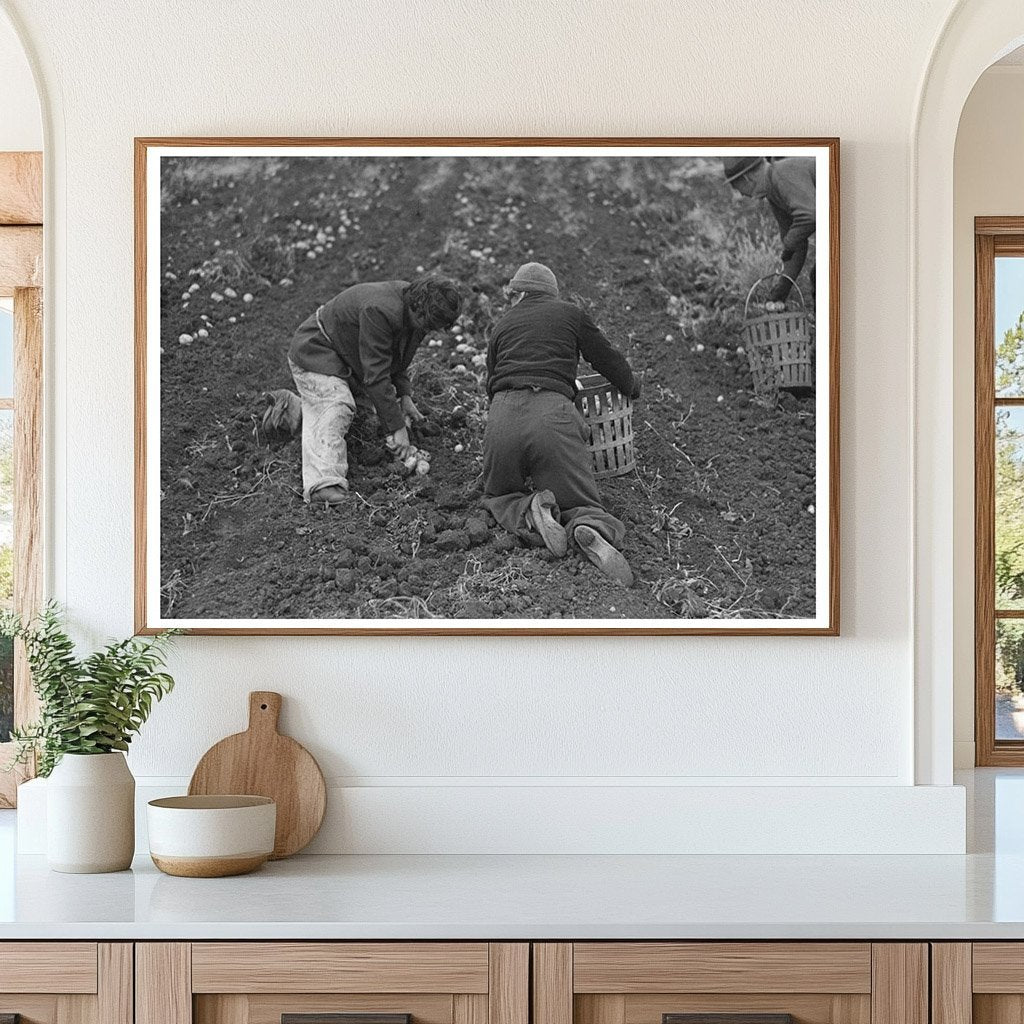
xmin=976 ymin=230 xmax=997 ymax=763
xmin=13 ymin=286 xmax=42 ymax=726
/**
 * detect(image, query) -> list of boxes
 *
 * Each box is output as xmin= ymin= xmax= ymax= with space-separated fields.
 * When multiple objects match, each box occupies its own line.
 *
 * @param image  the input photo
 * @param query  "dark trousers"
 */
xmin=482 ymin=389 xmax=626 ymax=547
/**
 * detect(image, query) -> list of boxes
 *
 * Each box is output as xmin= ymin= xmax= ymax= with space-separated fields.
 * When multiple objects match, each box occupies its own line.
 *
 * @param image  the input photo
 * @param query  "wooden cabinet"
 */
xmin=932 ymin=943 xmax=1024 ymax=1024
xmin=136 ymin=944 xmax=528 ymax=1024
xmin=0 ymin=937 xmax=959 ymax=1024
xmin=0 ymin=943 xmax=132 ymax=1024
xmin=532 ymin=944 xmax=928 ymax=1024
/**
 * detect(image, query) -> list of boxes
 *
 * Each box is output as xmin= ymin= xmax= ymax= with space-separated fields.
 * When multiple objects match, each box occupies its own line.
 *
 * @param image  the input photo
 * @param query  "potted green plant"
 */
xmin=2 ymin=603 xmax=178 ymax=873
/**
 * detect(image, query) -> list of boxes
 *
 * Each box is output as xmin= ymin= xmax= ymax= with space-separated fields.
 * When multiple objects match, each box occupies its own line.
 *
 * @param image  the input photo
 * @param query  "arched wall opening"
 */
xmin=914 ymin=1 xmax=1024 ymax=785
xmin=952 ymin=50 xmax=1024 ymax=767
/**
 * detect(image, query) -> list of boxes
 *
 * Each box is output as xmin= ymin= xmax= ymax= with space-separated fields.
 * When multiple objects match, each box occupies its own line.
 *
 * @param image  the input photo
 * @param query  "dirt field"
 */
xmin=157 ymin=155 xmax=817 ymax=621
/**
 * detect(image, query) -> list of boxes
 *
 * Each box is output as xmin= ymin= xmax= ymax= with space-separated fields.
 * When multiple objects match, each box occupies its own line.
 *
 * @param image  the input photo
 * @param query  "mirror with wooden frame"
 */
xmin=0 ymin=151 xmax=43 ymax=807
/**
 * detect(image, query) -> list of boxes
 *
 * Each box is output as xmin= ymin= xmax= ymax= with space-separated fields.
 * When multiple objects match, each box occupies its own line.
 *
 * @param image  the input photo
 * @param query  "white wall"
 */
xmin=1 ymin=0 xmax=974 ymax=852
xmin=952 ymin=65 xmax=1024 ymax=767
xmin=0 ymin=10 xmax=39 ymax=151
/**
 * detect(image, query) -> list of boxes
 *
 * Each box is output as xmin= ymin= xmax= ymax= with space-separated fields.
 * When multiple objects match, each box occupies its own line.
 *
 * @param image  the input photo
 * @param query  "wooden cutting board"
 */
xmin=188 ymin=691 xmax=326 ymax=859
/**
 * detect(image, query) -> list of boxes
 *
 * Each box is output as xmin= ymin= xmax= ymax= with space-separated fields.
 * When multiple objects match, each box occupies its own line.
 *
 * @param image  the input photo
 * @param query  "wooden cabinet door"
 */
xmin=137 ymin=943 xmax=528 ymax=1024
xmin=0 ymin=943 xmax=131 ymax=1024
xmin=534 ymin=944 xmax=927 ymax=1024
xmin=936 ymin=943 xmax=1024 ymax=1024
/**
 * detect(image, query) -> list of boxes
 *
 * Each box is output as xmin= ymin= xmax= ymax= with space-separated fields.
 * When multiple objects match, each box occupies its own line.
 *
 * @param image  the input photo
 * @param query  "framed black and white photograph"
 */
xmin=135 ymin=137 xmax=839 ymax=635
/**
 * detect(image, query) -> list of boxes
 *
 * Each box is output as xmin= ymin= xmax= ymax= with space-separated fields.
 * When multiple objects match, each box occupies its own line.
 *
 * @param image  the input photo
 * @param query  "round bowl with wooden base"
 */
xmin=147 ymin=795 xmax=276 ymax=878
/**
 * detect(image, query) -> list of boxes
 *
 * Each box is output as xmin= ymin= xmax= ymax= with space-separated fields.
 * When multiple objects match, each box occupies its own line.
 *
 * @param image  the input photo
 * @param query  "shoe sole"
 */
xmin=310 ymin=488 xmax=349 ymax=506
xmin=575 ymin=526 xmax=634 ymax=585
xmin=530 ymin=494 xmax=568 ymax=556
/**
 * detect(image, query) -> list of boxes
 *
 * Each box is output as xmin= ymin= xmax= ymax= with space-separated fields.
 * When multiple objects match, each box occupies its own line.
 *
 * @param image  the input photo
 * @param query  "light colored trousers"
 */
xmin=288 ymin=358 xmax=356 ymax=501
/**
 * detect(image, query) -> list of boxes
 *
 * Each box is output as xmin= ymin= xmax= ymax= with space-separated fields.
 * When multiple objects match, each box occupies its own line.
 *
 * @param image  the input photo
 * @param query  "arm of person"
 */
xmin=768 ymin=204 xmax=811 ymax=302
xmin=485 ymin=327 xmax=498 ymax=397
xmin=392 ymin=368 xmax=413 ymax=398
xmin=771 ymin=240 xmax=810 ymax=301
xmin=578 ymin=309 xmax=640 ymax=398
xmin=358 ymin=307 xmax=407 ymax=434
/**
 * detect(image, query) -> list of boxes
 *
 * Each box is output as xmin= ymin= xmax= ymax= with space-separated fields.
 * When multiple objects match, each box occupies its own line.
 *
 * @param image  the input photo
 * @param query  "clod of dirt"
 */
xmin=466 ymin=517 xmax=489 ymax=546
xmin=435 ymin=529 xmax=470 ymax=552
xmin=335 ymin=568 xmax=356 ymax=589
xmin=434 ymin=488 xmax=464 ymax=511
xmin=494 ymin=534 xmax=517 ymax=553
xmin=359 ymin=447 xmax=386 ymax=466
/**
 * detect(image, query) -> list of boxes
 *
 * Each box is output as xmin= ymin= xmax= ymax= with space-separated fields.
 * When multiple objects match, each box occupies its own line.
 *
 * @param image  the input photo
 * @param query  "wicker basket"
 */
xmin=741 ymin=274 xmax=814 ymax=398
xmin=575 ymin=372 xmax=635 ymax=479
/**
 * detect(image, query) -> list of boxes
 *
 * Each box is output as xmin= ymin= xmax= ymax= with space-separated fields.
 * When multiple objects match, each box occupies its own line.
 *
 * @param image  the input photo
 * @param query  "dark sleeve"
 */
xmin=577 ymin=309 xmax=639 ymax=399
xmin=358 ymin=307 xmax=406 ymax=433
xmin=485 ymin=325 xmax=498 ymax=398
xmin=392 ymin=368 xmax=413 ymax=399
xmin=768 ymin=203 xmax=809 ymax=302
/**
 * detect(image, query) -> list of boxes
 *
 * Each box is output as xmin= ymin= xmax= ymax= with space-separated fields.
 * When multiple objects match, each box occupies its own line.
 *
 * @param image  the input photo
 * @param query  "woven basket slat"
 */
xmin=741 ymin=309 xmax=814 ymax=398
xmin=575 ymin=372 xmax=635 ymax=479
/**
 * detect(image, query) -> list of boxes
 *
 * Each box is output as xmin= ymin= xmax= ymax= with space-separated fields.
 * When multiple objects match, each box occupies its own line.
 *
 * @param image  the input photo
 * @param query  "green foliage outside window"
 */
xmin=996 ymin=312 xmax=1024 ymax=693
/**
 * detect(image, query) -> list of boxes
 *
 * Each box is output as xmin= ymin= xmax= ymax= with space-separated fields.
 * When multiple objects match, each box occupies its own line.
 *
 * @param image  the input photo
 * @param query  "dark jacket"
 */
xmin=289 ymin=281 xmax=424 ymax=433
xmin=486 ymin=293 xmax=638 ymax=401
xmin=766 ymin=157 xmax=816 ymax=301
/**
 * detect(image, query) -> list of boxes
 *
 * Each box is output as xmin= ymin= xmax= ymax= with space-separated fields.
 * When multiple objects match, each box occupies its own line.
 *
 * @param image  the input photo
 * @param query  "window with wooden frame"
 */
xmin=0 ymin=151 xmax=43 ymax=806
xmin=976 ymin=217 xmax=1024 ymax=764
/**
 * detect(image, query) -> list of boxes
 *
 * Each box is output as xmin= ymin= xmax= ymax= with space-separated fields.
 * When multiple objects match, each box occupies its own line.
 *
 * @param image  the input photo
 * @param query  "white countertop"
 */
xmin=0 ymin=849 xmax=1023 ymax=940
xmin=1 ymin=769 xmax=1022 ymax=941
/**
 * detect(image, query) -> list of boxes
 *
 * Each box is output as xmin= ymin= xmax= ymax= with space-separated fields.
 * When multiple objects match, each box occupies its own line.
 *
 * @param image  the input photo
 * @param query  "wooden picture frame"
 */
xmin=135 ymin=137 xmax=840 ymax=636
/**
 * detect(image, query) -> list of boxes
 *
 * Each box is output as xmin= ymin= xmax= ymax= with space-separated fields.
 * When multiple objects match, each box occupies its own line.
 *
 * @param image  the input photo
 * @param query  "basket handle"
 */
xmin=743 ymin=273 xmax=805 ymax=319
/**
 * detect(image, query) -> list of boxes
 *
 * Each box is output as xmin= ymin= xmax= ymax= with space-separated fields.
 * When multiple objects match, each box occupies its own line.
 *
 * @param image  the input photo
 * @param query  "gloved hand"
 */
xmin=386 ymin=426 xmax=416 ymax=460
xmin=262 ymin=389 xmax=302 ymax=434
xmin=401 ymin=395 xmax=425 ymax=427
xmin=765 ymin=301 xmax=787 ymax=313
xmin=386 ymin=429 xmax=431 ymax=476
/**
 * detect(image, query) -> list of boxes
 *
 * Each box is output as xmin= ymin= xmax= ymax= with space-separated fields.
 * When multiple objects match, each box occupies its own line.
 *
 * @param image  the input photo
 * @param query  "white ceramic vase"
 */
xmin=46 ymin=752 xmax=135 ymax=873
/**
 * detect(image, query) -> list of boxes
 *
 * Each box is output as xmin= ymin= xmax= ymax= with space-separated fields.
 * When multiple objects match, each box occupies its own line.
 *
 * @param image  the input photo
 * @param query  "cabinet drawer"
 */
xmin=139 ymin=943 xmax=528 ymax=1024
xmin=572 ymin=944 xmax=872 ymax=994
xmin=191 ymin=944 xmax=491 ymax=994
xmin=0 ymin=943 xmax=130 ymax=1024
xmin=534 ymin=944 xmax=925 ymax=1024
xmin=0 ymin=942 xmax=98 ymax=994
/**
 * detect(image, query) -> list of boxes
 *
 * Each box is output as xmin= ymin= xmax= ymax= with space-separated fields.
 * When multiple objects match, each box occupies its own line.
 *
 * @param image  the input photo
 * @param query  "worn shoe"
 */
xmin=528 ymin=490 xmax=568 ymax=556
xmin=311 ymin=484 xmax=348 ymax=506
xmin=574 ymin=525 xmax=634 ymax=586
